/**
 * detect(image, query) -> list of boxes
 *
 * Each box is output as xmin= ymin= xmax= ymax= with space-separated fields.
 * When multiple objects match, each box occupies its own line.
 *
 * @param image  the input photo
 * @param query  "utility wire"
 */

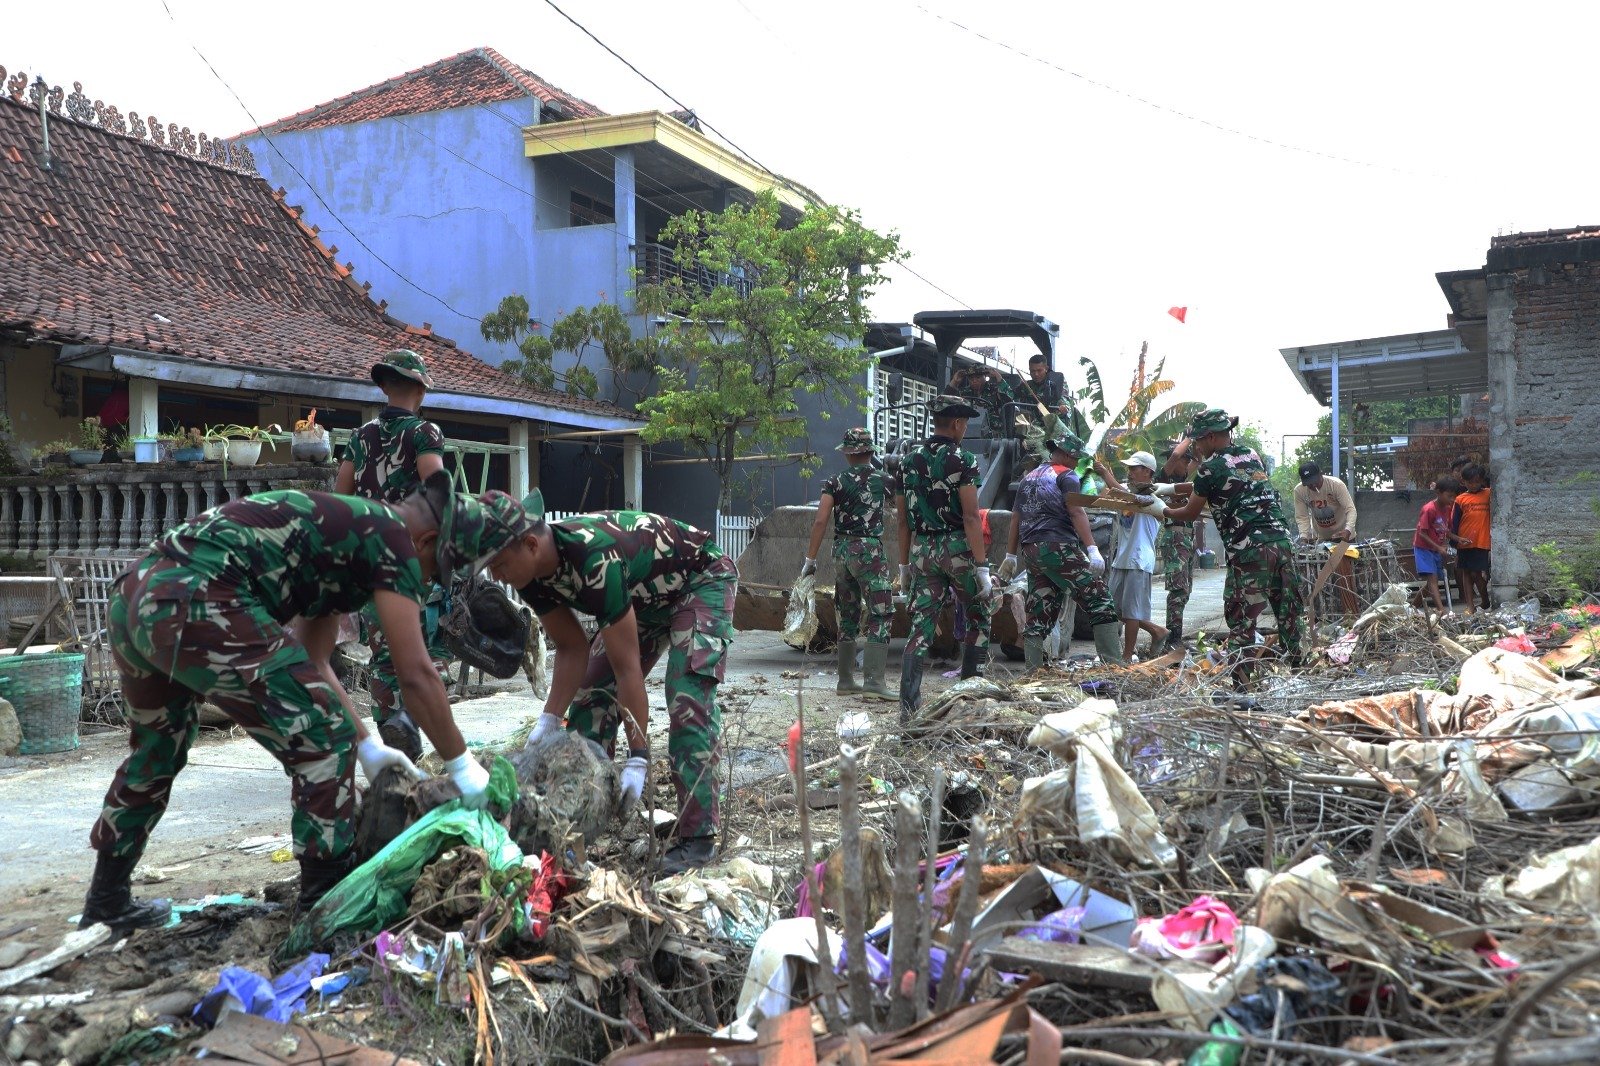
xmin=911 ymin=1 xmax=1440 ymax=179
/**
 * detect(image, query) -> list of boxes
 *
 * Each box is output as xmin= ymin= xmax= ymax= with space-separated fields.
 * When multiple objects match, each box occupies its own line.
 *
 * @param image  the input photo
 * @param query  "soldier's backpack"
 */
xmin=439 ymin=578 xmax=531 ymax=679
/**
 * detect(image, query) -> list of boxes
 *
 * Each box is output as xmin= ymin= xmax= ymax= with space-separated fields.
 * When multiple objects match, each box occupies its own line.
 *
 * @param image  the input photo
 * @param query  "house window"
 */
xmin=570 ymin=191 xmax=615 ymax=227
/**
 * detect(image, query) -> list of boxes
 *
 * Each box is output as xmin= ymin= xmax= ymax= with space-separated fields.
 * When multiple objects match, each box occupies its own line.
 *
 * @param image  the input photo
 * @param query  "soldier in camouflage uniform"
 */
xmin=1156 ymin=442 xmax=1201 ymax=652
xmin=1159 ymin=409 xmax=1306 ymax=671
xmin=895 ymin=395 xmax=993 ymax=723
xmin=334 ymin=350 xmax=448 ymax=751
xmin=950 ymin=365 xmax=1022 ymax=437
xmin=803 ymin=428 xmax=896 ymax=699
xmin=487 ymin=501 xmax=737 ymax=876
xmin=80 ymin=479 xmax=516 ymax=932
xmin=998 ymin=431 xmax=1123 ymax=667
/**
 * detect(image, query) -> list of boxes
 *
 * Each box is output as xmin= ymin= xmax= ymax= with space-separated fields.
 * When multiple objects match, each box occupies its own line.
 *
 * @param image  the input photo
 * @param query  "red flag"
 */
xmin=1168 ymin=306 xmax=1188 ymax=324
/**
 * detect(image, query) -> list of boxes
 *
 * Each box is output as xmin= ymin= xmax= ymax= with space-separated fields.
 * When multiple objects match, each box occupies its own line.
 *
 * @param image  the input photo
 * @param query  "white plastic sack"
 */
xmin=1021 ymin=699 xmax=1177 ymax=868
xmin=783 ymin=574 xmax=819 ymax=649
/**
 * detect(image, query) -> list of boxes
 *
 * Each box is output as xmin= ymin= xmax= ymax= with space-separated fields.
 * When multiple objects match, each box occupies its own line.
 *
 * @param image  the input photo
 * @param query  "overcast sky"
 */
xmin=13 ymin=1 xmax=1597 ymax=461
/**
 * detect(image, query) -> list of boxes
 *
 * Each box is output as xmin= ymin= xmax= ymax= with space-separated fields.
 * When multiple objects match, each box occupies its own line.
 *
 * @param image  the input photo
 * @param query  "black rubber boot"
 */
xmin=1163 ymin=623 xmax=1184 ymax=654
xmin=377 ymin=709 xmax=423 ymax=763
xmin=959 ymin=643 xmax=986 ymax=680
xmin=659 ymin=836 xmax=716 ymax=877
xmin=898 ymin=649 xmax=926 ymax=727
xmin=296 ymin=853 xmax=355 ymax=915
xmin=80 ymin=851 xmax=171 ymax=932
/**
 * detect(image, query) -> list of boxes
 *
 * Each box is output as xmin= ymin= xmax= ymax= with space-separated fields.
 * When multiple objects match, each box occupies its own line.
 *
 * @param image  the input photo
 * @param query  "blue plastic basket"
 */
xmin=0 ymin=652 xmax=84 ymax=754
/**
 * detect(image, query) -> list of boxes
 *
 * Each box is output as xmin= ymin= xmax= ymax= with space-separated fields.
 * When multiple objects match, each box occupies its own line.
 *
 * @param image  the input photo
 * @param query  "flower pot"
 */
xmin=133 ymin=438 xmax=160 ymax=464
xmin=291 ymin=426 xmax=330 ymax=464
xmin=225 ymin=440 xmax=262 ymax=467
xmin=171 ymin=446 xmax=204 ymax=465
xmin=68 ymin=449 xmax=103 ymax=467
xmin=203 ymin=440 xmax=227 ymax=463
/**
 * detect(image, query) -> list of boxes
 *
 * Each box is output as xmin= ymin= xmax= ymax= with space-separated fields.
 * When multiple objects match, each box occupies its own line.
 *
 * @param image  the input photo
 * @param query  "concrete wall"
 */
xmin=242 ymin=101 xmax=542 ymax=366
xmin=1483 ymin=261 xmax=1600 ymax=598
xmin=0 ymin=344 xmax=89 ymax=459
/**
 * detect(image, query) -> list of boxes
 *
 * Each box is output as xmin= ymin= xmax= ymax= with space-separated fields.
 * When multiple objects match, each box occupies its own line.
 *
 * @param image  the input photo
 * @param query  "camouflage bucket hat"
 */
xmin=372 ymin=348 xmax=436 ymax=390
xmin=521 ymin=487 xmax=545 ymax=521
xmin=437 ymin=489 xmax=541 ymax=581
xmin=837 ymin=428 xmax=877 ymax=454
xmin=929 ymin=394 xmax=981 ymax=418
xmin=1046 ymin=429 xmax=1087 ymax=456
xmin=1188 ymin=407 xmax=1239 ymax=437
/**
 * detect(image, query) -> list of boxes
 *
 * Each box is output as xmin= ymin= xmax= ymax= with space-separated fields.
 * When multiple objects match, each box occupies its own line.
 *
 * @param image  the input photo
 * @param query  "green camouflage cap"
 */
xmin=1045 ymin=429 xmax=1087 ymax=456
xmin=372 ymin=348 xmax=436 ymax=390
xmin=1187 ymin=408 xmax=1239 ymax=437
xmin=521 ymin=487 xmax=545 ymax=521
xmin=836 ymin=428 xmax=877 ymax=454
xmin=928 ymin=394 xmax=981 ymax=418
xmin=437 ymin=488 xmax=541 ymax=581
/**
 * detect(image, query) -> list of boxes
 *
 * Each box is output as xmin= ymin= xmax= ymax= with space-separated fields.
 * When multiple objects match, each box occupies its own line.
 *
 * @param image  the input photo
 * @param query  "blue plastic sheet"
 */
xmin=195 ymin=952 xmax=329 ymax=1026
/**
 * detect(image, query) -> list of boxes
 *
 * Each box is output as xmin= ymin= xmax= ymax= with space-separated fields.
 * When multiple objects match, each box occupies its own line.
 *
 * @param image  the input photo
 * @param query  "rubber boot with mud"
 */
xmin=296 ymin=853 xmax=354 ymax=915
xmin=860 ymin=642 xmax=895 ymax=701
xmin=1092 ymin=622 xmax=1126 ymax=665
xmin=1023 ymin=635 xmax=1045 ymax=671
xmin=659 ymin=836 xmax=715 ymax=877
xmin=898 ymin=649 xmax=926 ymax=727
xmin=79 ymin=851 xmax=171 ymax=932
xmin=1162 ymin=623 xmax=1184 ymax=655
xmin=378 ymin=709 xmax=423 ymax=763
xmin=835 ymin=642 xmax=860 ymax=695
xmin=959 ymin=643 xmax=986 ymax=680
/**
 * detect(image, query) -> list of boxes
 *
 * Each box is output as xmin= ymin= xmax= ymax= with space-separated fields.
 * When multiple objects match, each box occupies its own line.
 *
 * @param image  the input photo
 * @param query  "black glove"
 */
xmin=439 ymin=580 xmax=531 ymax=679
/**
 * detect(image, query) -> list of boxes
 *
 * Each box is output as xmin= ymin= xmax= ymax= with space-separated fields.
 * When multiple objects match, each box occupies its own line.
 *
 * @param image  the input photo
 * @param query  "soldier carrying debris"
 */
xmin=485 ymin=496 xmax=737 ymax=877
xmin=895 ymin=394 xmax=993 ymax=723
xmin=80 ymin=477 xmax=516 ymax=932
xmin=1158 ymin=408 xmax=1306 ymax=670
xmin=801 ymin=427 xmax=897 ymax=700
xmin=333 ymin=349 xmax=448 ymax=757
xmin=1000 ymin=431 xmax=1124 ymax=667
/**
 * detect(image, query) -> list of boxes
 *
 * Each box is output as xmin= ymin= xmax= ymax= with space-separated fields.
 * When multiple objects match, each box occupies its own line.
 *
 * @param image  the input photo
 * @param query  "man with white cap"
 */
xmin=1104 ymin=450 xmax=1168 ymax=658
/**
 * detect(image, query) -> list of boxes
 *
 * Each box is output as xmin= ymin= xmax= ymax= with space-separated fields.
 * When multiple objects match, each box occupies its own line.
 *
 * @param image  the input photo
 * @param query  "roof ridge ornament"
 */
xmin=1 ymin=64 xmax=255 ymax=174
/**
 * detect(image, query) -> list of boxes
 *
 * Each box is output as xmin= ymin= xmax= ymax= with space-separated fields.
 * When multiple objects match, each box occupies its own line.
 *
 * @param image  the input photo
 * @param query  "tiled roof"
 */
xmin=1490 ymin=226 xmax=1600 ymax=249
xmin=244 ymin=47 xmax=605 ymax=136
xmin=0 ymin=92 xmax=632 ymax=422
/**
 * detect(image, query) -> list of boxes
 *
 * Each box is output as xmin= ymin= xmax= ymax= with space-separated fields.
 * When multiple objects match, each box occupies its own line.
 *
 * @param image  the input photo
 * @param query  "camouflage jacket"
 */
xmin=899 ymin=435 xmax=982 ymax=536
xmin=517 ymin=511 xmax=726 ymax=627
xmin=1193 ymin=446 xmax=1293 ymax=553
xmin=150 ymin=490 xmax=428 ymax=620
xmin=344 ymin=406 xmax=445 ymax=503
xmin=822 ymin=465 xmax=895 ymax=539
xmin=955 ymin=374 xmax=1019 ymax=429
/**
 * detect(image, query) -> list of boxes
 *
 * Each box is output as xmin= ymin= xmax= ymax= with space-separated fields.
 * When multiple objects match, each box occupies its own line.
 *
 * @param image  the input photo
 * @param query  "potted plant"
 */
xmin=199 ymin=425 xmax=229 ymax=463
xmin=166 ymin=427 xmax=204 ymax=464
xmin=70 ymin=419 xmax=107 ymax=466
xmin=220 ymin=423 xmax=280 ymax=468
xmin=30 ymin=439 xmax=73 ymax=472
xmin=291 ymin=409 xmax=331 ymax=463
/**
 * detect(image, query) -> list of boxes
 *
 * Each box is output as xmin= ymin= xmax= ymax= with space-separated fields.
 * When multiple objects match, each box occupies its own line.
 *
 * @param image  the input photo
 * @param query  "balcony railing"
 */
xmin=0 ymin=464 xmax=334 ymax=560
xmin=634 ymin=242 xmax=753 ymax=300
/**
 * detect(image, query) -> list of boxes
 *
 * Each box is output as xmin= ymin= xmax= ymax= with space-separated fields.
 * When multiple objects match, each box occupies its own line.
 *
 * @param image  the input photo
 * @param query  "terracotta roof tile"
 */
xmin=0 ymin=93 xmax=632 ymax=422
xmin=242 ymin=47 xmax=604 ymax=136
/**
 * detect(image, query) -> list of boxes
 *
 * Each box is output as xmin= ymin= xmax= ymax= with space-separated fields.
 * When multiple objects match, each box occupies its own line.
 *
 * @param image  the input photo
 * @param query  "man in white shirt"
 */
xmin=1293 ymin=462 xmax=1359 ymax=615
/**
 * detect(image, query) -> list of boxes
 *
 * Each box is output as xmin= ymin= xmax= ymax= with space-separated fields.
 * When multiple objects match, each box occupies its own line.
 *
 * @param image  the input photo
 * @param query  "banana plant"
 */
xmin=1076 ymin=342 xmax=1204 ymax=461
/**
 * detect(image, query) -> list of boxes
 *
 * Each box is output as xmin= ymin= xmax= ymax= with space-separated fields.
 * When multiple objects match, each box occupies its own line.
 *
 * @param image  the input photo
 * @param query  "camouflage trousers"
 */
xmin=832 ymin=536 xmax=892 ymax=644
xmin=363 ymin=591 xmax=449 ymax=725
xmin=1021 ymin=541 xmax=1119 ymax=638
xmin=906 ymin=531 xmax=992 ymax=654
xmin=1223 ymin=538 xmax=1306 ymax=665
xmin=566 ymin=556 xmax=737 ymax=840
xmin=91 ymin=556 xmax=356 ymax=863
xmin=1159 ymin=523 xmax=1196 ymax=634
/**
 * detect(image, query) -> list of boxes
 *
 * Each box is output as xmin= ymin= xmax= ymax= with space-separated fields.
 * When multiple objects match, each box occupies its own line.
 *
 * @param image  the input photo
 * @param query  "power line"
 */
xmin=911 ymin=1 xmax=1441 ymax=179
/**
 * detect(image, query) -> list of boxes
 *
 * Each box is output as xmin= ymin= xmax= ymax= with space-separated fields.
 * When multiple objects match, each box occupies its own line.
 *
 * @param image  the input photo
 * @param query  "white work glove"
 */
xmin=619 ymin=754 xmax=649 ymax=810
xmin=1086 ymin=545 xmax=1106 ymax=573
xmin=996 ymin=554 xmax=1019 ymax=583
xmin=1151 ymin=482 xmax=1178 ymax=498
xmin=898 ymin=564 xmax=911 ymax=590
xmin=974 ymin=566 xmax=993 ymax=597
xmin=522 ymin=712 xmax=564 ymax=753
xmin=443 ymin=752 xmax=491 ymax=810
xmin=1136 ymin=496 xmax=1168 ymax=518
xmin=355 ymin=734 xmax=425 ymax=784
xmin=800 ymin=557 xmax=817 ymax=578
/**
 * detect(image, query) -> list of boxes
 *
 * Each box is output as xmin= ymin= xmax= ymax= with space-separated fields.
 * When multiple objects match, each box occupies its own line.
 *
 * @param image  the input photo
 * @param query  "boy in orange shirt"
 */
xmin=1453 ymin=464 xmax=1492 ymax=611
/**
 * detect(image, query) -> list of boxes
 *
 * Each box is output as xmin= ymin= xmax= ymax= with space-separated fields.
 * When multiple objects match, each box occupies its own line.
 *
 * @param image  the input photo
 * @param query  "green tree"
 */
xmin=479 ymin=297 xmax=657 ymax=402
xmin=1292 ymin=397 xmax=1455 ymax=490
xmin=632 ymin=191 xmax=903 ymax=510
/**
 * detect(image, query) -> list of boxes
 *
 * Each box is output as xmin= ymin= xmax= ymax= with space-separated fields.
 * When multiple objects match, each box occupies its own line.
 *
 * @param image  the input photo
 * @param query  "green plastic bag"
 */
xmin=282 ymin=756 xmax=523 ymax=957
